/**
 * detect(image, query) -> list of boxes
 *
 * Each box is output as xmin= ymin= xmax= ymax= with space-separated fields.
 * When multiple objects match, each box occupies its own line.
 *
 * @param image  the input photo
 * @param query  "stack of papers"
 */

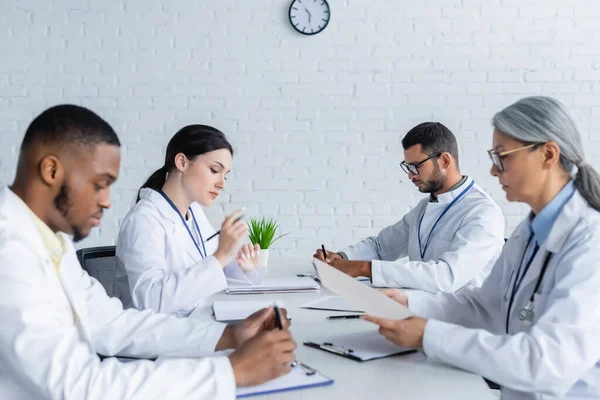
xmin=212 ymin=300 xmax=285 ymax=322
xmin=226 ymin=277 xmax=320 ymax=295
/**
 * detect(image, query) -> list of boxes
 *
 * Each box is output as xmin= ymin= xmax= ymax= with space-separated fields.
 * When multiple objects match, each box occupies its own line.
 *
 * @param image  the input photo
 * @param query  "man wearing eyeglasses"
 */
xmin=314 ymin=122 xmax=505 ymax=293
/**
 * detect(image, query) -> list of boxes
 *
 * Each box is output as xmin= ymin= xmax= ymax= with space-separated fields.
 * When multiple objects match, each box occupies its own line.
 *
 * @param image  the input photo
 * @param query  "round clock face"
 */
xmin=288 ymin=0 xmax=331 ymax=35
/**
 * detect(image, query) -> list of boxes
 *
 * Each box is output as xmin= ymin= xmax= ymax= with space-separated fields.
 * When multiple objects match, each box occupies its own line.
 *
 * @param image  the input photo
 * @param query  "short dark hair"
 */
xmin=401 ymin=122 xmax=459 ymax=167
xmin=20 ymin=104 xmax=120 ymax=151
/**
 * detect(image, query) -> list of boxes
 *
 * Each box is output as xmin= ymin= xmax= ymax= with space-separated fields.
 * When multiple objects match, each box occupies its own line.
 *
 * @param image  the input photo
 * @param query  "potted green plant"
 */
xmin=247 ymin=217 xmax=289 ymax=268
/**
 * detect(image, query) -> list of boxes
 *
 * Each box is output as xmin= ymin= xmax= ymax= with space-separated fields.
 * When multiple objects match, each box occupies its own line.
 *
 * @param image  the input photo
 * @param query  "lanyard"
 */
xmin=417 ymin=180 xmax=475 ymax=259
xmin=505 ymin=233 xmax=553 ymax=333
xmin=158 ymin=190 xmax=207 ymax=259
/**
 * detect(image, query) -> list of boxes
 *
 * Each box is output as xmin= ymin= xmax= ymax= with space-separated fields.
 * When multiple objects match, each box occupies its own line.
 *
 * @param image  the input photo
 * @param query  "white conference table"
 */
xmin=202 ymin=259 xmax=496 ymax=400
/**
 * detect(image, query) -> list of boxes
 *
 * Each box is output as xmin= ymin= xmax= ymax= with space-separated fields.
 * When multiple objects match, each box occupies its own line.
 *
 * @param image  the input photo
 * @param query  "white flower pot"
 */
xmin=258 ymin=249 xmax=270 ymax=268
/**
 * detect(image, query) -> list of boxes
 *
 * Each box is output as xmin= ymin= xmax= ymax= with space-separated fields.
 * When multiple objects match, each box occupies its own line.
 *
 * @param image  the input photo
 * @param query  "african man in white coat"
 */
xmin=0 ymin=105 xmax=296 ymax=400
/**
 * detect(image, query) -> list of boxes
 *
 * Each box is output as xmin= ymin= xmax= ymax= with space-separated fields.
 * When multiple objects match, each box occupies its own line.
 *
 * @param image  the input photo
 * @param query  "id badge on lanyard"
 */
xmin=417 ymin=180 xmax=474 ymax=259
xmin=158 ymin=190 xmax=207 ymax=258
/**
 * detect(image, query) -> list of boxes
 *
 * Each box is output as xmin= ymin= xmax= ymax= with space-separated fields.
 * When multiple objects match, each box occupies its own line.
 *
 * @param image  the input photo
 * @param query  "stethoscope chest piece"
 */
xmin=518 ymin=301 xmax=534 ymax=325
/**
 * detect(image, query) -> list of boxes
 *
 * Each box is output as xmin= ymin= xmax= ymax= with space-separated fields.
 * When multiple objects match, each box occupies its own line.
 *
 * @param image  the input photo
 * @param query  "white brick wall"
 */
xmin=1 ymin=0 xmax=599 ymax=258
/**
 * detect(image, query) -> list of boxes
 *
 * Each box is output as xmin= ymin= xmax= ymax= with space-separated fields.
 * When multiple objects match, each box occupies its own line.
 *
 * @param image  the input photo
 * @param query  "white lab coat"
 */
xmin=116 ymin=188 xmax=262 ymax=317
xmin=341 ymin=176 xmax=505 ymax=292
xmin=408 ymin=189 xmax=600 ymax=399
xmin=0 ymin=186 xmax=236 ymax=400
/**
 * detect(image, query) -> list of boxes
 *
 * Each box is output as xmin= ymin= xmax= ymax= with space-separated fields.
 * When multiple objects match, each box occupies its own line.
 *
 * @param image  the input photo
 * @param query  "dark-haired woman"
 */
xmin=116 ymin=125 xmax=262 ymax=317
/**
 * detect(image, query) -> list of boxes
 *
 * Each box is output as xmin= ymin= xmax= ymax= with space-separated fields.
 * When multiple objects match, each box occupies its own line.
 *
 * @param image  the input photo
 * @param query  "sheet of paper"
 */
xmin=212 ymin=300 xmax=285 ymax=322
xmin=236 ymin=365 xmax=333 ymax=398
xmin=313 ymin=258 xmax=412 ymax=320
xmin=298 ymin=295 xmax=364 ymax=313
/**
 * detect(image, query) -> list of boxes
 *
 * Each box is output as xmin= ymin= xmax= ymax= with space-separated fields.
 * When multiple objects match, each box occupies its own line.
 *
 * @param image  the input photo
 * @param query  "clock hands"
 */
xmin=304 ymin=7 xmax=312 ymax=24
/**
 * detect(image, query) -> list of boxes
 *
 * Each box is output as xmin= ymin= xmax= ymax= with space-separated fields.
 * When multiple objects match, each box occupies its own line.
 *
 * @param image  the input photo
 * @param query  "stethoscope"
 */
xmin=505 ymin=233 xmax=553 ymax=333
xmin=417 ymin=180 xmax=475 ymax=259
xmin=158 ymin=190 xmax=207 ymax=259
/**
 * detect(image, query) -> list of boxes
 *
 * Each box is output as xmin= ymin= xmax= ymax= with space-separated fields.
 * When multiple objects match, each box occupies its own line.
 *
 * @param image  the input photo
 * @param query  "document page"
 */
xmin=313 ymin=258 xmax=412 ymax=320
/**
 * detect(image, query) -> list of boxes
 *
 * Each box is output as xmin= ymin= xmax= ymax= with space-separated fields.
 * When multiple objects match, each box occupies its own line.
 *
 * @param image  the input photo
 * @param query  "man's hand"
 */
xmin=216 ymin=307 xmax=291 ymax=351
xmin=228 ymin=330 xmax=297 ymax=386
xmin=312 ymin=249 xmax=342 ymax=264
xmin=362 ymin=315 xmax=427 ymax=349
xmin=330 ymin=259 xmax=372 ymax=278
xmin=379 ymin=289 xmax=409 ymax=307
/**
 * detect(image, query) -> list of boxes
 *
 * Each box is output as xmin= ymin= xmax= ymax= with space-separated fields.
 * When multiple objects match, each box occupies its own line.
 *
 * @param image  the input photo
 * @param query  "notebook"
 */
xmin=304 ymin=329 xmax=416 ymax=361
xmin=212 ymin=300 xmax=285 ymax=322
xmin=226 ymin=277 xmax=320 ymax=295
xmin=298 ymin=295 xmax=364 ymax=313
xmin=236 ymin=362 xmax=333 ymax=398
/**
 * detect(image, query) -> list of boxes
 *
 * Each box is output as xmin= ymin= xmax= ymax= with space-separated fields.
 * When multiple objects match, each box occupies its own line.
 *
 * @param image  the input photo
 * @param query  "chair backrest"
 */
xmin=76 ymin=246 xmax=122 ymax=300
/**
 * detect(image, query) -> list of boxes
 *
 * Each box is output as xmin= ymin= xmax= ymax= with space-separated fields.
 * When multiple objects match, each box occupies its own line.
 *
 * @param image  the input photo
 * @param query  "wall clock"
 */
xmin=288 ymin=0 xmax=331 ymax=35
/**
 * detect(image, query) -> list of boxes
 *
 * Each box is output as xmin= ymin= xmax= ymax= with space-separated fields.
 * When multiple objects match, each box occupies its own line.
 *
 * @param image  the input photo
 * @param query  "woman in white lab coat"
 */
xmin=116 ymin=125 xmax=262 ymax=317
xmin=363 ymin=96 xmax=600 ymax=399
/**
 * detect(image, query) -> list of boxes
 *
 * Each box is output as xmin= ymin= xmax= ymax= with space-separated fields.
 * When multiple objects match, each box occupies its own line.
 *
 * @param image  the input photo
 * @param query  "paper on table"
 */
xmin=313 ymin=258 xmax=413 ymax=320
xmin=212 ymin=300 xmax=285 ymax=322
xmin=226 ymin=277 xmax=319 ymax=294
xmin=298 ymin=295 xmax=363 ymax=313
xmin=236 ymin=364 xmax=333 ymax=398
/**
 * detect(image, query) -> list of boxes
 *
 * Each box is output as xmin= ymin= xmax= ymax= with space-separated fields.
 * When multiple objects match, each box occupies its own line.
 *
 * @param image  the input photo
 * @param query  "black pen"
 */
xmin=321 ymin=244 xmax=327 ymax=261
xmin=326 ymin=315 xmax=363 ymax=320
xmin=274 ymin=305 xmax=284 ymax=329
xmin=206 ymin=214 xmax=245 ymax=242
xmin=296 ymin=273 xmax=321 ymax=284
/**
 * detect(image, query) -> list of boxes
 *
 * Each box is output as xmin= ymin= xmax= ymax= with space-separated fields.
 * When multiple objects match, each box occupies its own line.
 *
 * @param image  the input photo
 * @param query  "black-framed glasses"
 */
xmin=400 ymin=152 xmax=441 ymax=175
xmin=487 ymin=144 xmax=539 ymax=172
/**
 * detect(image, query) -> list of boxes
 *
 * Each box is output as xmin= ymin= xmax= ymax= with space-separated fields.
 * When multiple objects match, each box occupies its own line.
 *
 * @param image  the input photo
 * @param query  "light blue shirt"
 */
xmin=530 ymin=180 xmax=576 ymax=246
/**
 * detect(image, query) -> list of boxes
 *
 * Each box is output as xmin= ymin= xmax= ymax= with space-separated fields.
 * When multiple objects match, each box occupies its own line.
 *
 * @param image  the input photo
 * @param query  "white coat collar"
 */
xmin=511 ymin=189 xmax=588 ymax=253
xmin=139 ymin=187 xmax=183 ymax=224
xmin=139 ymin=188 xmax=207 ymax=261
xmin=431 ymin=176 xmax=474 ymax=205
xmin=545 ymin=189 xmax=588 ymax=253
xmin=1 ymin=186 xmax=93 ymax=343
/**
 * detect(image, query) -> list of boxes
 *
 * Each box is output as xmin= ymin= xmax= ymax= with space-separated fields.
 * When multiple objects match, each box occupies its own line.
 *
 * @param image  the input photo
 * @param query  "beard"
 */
xmin=53 ymin=182 xmax=86 ymax=242
xmin=419 ymin=160 xmax=445 ymax=194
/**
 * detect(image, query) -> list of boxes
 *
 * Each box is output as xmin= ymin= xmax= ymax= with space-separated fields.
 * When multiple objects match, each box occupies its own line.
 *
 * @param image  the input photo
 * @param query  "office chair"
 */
xmin=76 ymin=246 xmax=123 ymax=301
xmin=76 ymin=246 xmax=152 ymax=362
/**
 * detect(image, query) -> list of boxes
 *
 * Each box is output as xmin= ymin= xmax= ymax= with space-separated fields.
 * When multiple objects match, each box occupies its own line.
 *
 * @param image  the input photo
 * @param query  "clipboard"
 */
xmin=304 ymin=330 xmax=416 ymax=362
xmin=236 ymin=362 xmax=333 ymax=398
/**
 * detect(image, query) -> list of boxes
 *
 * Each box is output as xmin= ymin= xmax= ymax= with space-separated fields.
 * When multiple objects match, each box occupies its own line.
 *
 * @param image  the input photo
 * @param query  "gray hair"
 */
xmin=492 ymin=96 xmax=600 ymax=212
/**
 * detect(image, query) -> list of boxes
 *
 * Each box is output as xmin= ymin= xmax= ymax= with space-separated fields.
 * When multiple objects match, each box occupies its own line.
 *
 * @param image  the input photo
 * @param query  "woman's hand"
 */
xmin=379 ymin=289 xmax=409 ymax=307
xmin=237 ymin=243 xmax=261 ymax=272
xmin=214 ymin=210 xmax=248 ymax=266
xmin=362 ymin=315 xmax=427 ymax=349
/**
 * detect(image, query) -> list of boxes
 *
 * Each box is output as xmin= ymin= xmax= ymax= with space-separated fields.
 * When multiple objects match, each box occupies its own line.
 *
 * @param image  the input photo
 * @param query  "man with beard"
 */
xmin=314 ymin=122 xmax=505 ymax=293
xmin=0 ymin=105 xmax=296 ymax=399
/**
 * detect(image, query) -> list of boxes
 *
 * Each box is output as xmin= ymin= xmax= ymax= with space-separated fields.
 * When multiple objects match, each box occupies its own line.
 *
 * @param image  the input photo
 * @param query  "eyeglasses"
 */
xmin=400 ymin=152 xmax=441 ymax=175
xmin=487 ymin=144 xmax=539 ymax=172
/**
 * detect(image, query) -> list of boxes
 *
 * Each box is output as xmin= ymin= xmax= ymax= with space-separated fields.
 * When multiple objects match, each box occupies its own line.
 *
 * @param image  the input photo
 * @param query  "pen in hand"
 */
xmin=321 ymin=244 xmax=328 ymax=262
xmin=273 ymin=305 xmax=284 ymax=330
xmin=206 ymin=214 xmax=245 ymax=242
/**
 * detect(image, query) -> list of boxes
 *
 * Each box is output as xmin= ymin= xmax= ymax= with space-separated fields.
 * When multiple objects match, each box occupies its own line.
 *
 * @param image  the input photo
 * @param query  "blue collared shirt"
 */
xmin=530 ymin=180 xmax=576 ymax=246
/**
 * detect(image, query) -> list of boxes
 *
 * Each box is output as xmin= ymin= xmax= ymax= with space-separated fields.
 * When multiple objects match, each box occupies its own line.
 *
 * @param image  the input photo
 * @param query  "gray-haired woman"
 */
xmin=362 ymin=96 xmax=600 ymax=400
